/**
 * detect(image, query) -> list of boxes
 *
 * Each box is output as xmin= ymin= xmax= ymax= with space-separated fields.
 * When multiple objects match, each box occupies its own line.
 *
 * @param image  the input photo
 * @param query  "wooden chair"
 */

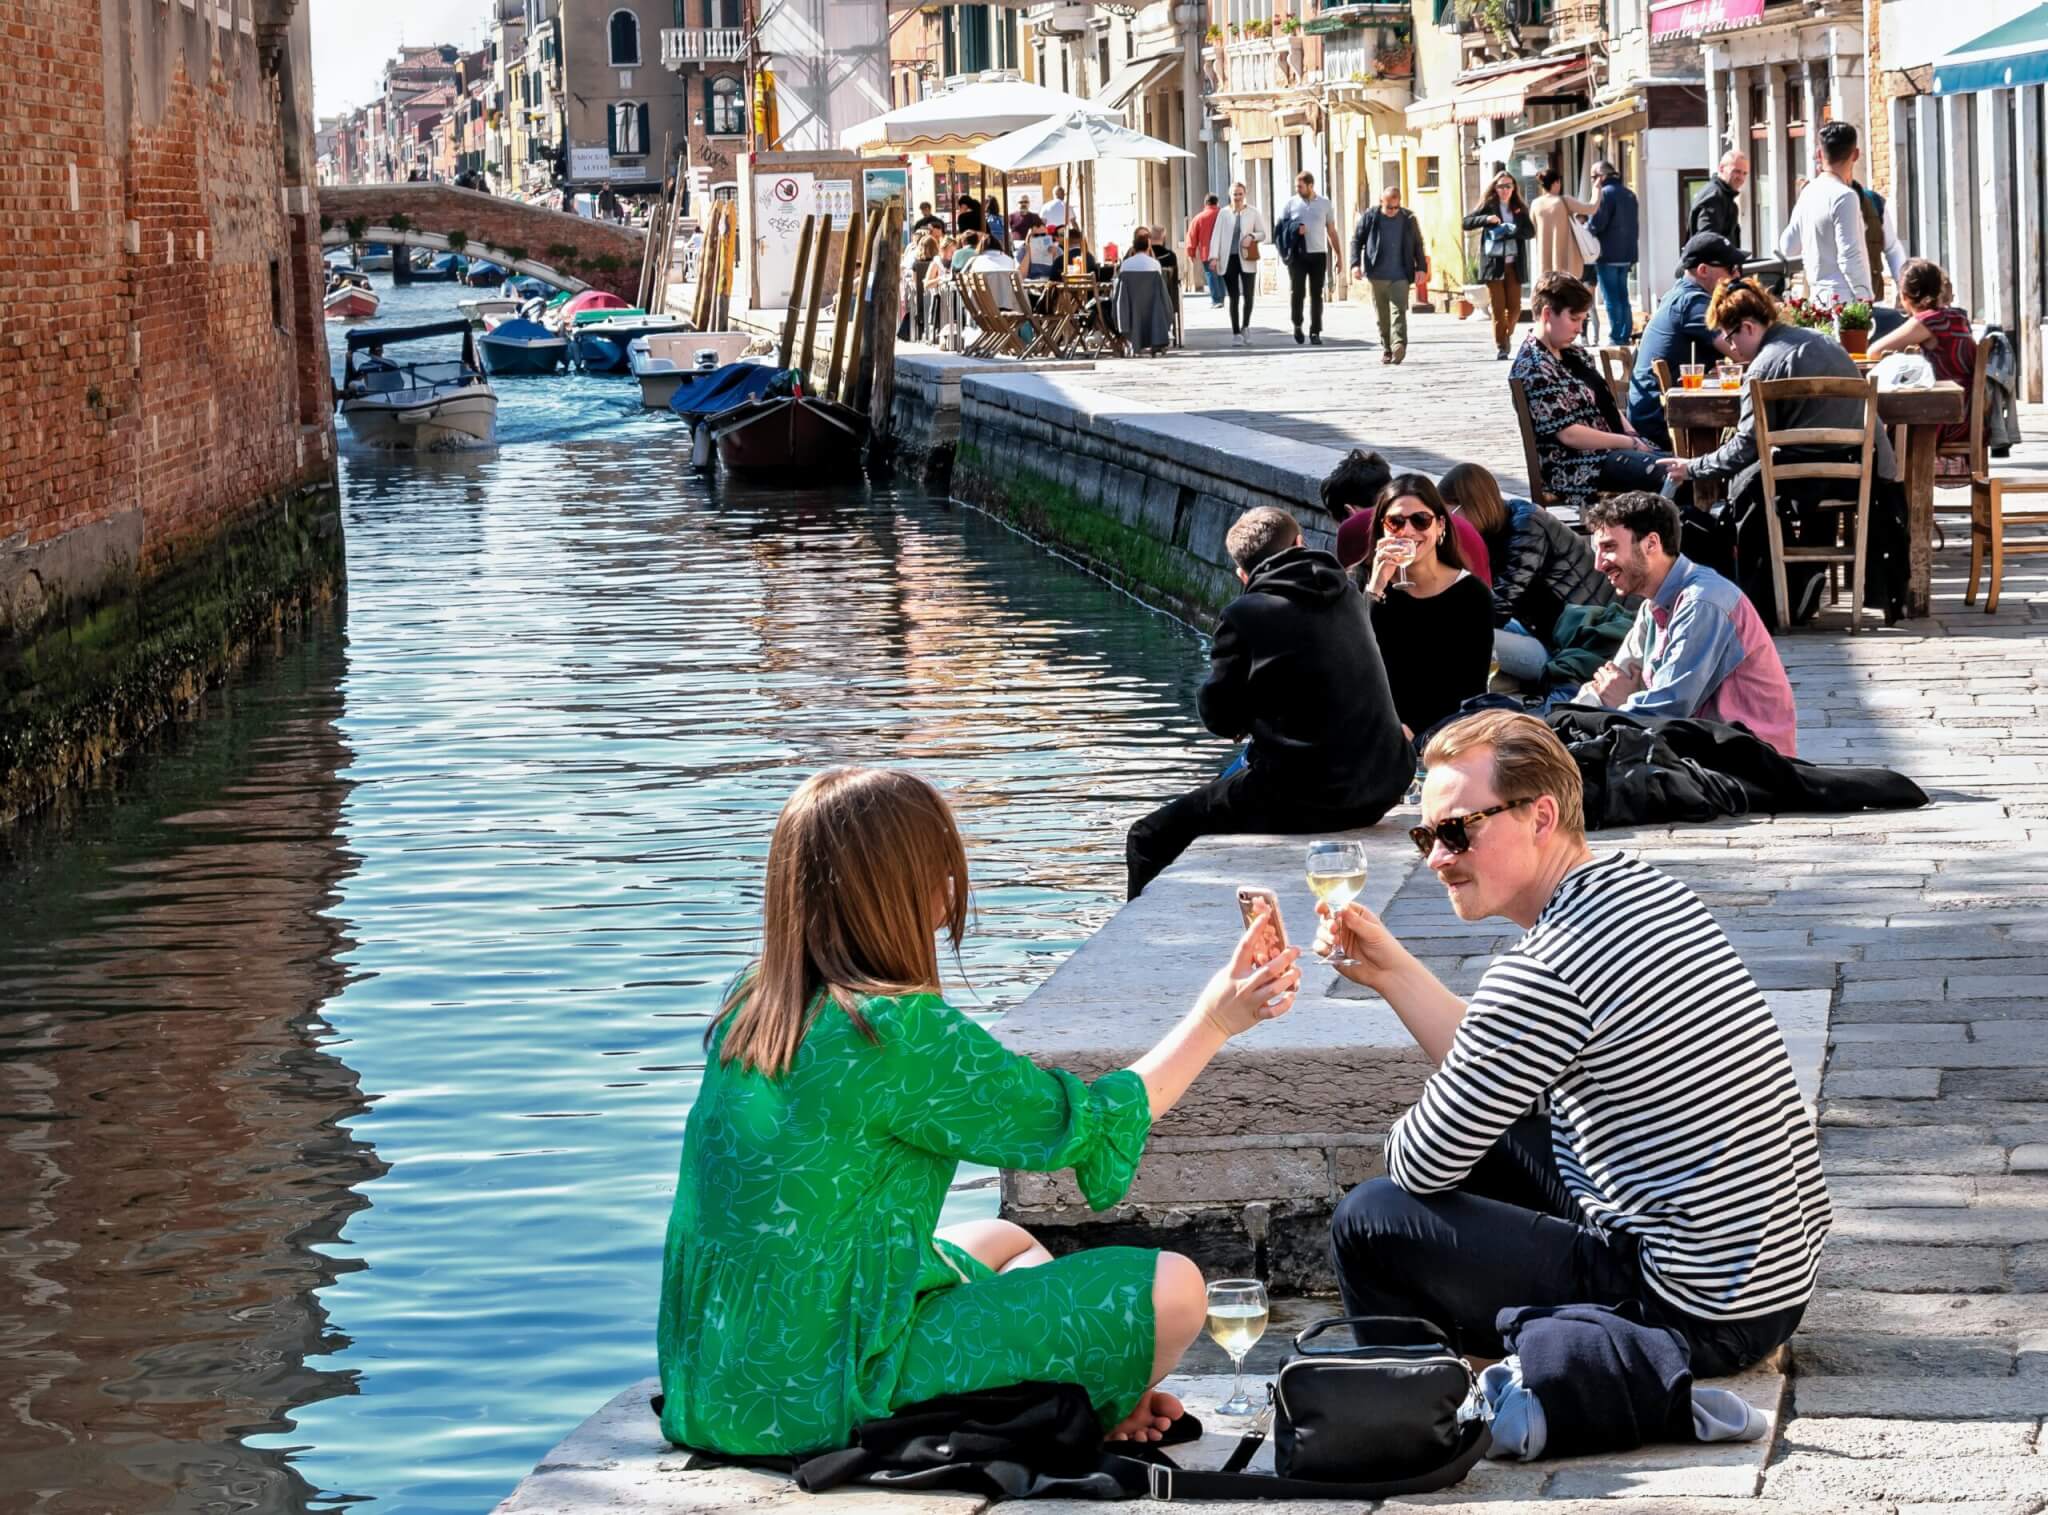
xmin=960 ymin=273 xmax=1029 ymax=359
xmin=1596 ymin=345 xmax=1635 ymax=406
xmin=1953 ymin=334 xmax=2048 ymax=611
xmin=1070 ymin=274 xmax=1129 ymax=358
xmin=1508 ymin=377 xmax=1563 ymax=509
xmin=1751 ymin=376 xmax=1878 ymax=632
xmin=1652 ymin=357 xmax=1673 ymax=395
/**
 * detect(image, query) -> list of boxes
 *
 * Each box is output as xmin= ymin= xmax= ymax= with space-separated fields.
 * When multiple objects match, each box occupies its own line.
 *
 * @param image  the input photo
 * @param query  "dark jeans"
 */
xmin=1222 ymin=256 xmax=1256 ymax=333
xmin=1330 ymin=1114 xmax=1806 ymax=1378
xmin=1289 ymin=252 xmax=1328 ymax=335
xmin=1594 ymin=263 xmax=1635 ymax=343
xmin=1590 ymin=446 xmax=1673 ymax=492
xmin=1126 ymin=765 xmax=1393 ymax=899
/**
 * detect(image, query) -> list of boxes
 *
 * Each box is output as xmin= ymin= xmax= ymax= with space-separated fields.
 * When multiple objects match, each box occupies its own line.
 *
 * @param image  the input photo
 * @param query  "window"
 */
xmin=610 ymin=99 xmax=648 ymax=155
xmin=1417 ymin=155 xmax=1440 ymax=190
xmin=608 ymin=9 xmax=641 ymax=66
xmin=269 ymin=257 xmax=284 ymax=329
xmin=708 ymin=75 xmax=744 ymax=136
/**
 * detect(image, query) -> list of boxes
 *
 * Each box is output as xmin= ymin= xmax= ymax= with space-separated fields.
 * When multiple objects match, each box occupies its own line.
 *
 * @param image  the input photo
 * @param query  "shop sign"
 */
xmin=1650 ymin=0 xmax=1765 ymax=40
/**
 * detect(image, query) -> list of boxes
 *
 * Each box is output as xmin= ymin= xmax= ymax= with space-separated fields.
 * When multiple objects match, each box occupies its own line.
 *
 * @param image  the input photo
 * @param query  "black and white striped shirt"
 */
xmin=1385 ymin=853 xmax=1831 ymax=1321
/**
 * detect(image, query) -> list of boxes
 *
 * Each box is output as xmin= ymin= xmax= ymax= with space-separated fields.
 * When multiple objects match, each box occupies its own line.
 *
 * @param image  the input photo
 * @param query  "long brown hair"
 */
xmin=1438 ymin=462 xmax=1510 ymax=539
xmin=716 ymin=767 xmax=968 ymax=1076
xmin=1368 ymin=473 xmax=1466 ymax=573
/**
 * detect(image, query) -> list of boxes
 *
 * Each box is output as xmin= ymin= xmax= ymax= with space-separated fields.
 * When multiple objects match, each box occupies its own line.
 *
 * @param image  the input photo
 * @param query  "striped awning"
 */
xmin=1407 ymin=57 xmax=1587 ymax=128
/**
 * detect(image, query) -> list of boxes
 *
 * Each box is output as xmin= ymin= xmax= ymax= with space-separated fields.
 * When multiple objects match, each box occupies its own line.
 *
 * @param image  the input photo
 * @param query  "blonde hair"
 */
xmin=715 ymin=767 xmax=968 ymax=1076
xmin=1423 ymin=711 xmax=1586 ymax=841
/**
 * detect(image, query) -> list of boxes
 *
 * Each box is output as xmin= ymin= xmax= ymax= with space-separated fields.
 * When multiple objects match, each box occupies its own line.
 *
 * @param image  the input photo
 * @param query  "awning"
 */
xmin=1408 ymin=58 xmax=1588 ymax=129
xmin=1933 ymin=2 xmax=2048 ymax=93
xmin=1498 ymin=94 xmax=1647 ymax=156
xmin=1648 ymin=0 xmax=1765 ymax=42
xmin=1090 ymin=49 xmax=1183 ymax=112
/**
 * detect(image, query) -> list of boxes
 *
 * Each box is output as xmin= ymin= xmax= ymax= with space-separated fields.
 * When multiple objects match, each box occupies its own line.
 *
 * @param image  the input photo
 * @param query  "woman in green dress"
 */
xmin=659 ymin=766 xmax=1301 ymax=1457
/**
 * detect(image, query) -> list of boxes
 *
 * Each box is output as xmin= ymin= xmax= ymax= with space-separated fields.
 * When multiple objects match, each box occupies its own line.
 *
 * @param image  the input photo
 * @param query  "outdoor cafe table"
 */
xmin=1664 ymin=381 xmax=1965 ymax=619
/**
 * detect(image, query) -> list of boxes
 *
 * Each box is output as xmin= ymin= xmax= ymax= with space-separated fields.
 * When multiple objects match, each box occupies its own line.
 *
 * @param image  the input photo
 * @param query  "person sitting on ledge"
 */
xmin=1325 ymin=448 xmax=1492 ymax=587
xmin=1573 ymin=492 xmax=1797 ymax=756
xmin=1126 ymin=507 xmax=1411 ymax=898
xmin=1319 ymin=711 xmax=1829 ymax=1389
xmin=660 ymin=766 xmax=1302 ymax=1458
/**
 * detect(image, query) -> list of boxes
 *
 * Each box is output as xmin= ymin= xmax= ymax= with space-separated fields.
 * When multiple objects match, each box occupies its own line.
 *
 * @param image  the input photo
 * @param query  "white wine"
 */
xmin=1305 ymin=869 xmax=1367 ymax=910
xmin=1205 ymin=1302 xmax=1269 ymax=1359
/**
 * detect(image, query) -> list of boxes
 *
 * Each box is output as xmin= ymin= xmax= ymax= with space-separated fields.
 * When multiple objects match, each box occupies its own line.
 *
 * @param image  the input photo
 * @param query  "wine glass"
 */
xmin=1305 ymin=840 xmax=1368 ymax=966
xmin=1205 ymin=1278 xmax=1269 ymax=1417
xmin=1386 ymin=535 xmax=1418 ymax=591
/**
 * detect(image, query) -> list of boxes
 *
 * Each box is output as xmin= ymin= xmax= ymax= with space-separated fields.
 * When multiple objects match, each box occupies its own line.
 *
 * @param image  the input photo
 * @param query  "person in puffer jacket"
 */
xmin=1438 ymin=463 xmax=1619 ymax=685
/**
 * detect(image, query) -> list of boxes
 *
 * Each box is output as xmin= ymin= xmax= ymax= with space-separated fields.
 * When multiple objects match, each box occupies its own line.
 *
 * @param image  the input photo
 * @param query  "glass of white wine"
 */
xmin=1205 ymin=1278 xmax=1269 ymax=1417
xmin=1305 ymin=839 xmax=1369 ymax=966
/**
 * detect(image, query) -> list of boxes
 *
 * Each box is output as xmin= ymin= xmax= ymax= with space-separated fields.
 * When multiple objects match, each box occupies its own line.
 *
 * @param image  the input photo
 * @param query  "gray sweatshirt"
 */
xmin=1690 ymin=323 xmax=1895 ymax=481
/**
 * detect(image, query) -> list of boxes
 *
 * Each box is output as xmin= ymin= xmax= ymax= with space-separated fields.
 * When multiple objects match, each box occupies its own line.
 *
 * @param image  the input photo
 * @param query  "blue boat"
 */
xmin=477 ymin=317 xmax=568 ymax=376
xmin=667 ymin=361 xmax=779 ymax=423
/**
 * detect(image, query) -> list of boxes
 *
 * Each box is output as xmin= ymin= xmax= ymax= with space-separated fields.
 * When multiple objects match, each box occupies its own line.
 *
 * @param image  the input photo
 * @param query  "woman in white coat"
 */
xmin=1206 ymin=182 xmax=1271 ymax=346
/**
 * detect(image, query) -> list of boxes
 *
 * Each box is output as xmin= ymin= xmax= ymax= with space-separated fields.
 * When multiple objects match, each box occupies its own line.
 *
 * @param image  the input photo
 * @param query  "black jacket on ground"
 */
xmin=1687 ymin=176 xmax=1741 ymax=243
xmin=1486 ymin=495 xmax=1619 ymax=640
xmin=1200 ymin=546 xmax=1412 ymax=810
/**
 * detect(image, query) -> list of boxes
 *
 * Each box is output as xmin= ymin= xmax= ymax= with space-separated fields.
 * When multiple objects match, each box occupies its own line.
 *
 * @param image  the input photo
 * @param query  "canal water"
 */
xmin=0 ymin=272 xmax=1220 ymax=1513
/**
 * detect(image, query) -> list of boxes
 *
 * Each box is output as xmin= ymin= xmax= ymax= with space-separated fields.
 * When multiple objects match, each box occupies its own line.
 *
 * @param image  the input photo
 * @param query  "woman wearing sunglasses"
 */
xmin=1316 ymin=711 xmax=1828 ymax=1430
xmin=1337 ymin=474 xmax=1492 ymax=748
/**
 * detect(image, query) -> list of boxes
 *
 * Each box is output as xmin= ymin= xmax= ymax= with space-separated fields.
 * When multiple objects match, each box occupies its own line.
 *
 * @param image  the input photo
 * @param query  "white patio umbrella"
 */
xmin=967 ymin=110 xmax=1195 ymax=172
xmin=841 ymin=78 xmax=1103 ymax=154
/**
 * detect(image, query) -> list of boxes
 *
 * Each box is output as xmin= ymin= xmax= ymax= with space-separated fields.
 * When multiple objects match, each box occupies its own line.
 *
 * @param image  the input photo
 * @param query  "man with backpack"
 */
xmin=1350 ymin=184 xmax=1428 ymax=364
xmin=1278 ymin=171 xmax=1344 ymax=346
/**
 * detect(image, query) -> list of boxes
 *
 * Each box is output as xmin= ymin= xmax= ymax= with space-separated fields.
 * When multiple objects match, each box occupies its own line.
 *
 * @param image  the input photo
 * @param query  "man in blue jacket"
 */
xmin=1586 ymin=162 xmax=1640 ymax=343
xmin=1627 ymin=232 xmax=1741 ymax=447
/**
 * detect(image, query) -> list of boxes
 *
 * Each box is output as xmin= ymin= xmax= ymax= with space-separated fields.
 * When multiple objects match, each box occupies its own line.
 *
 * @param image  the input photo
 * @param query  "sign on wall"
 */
xmin=862 ymin=167 xmax=908 ymax=222
xmin=568 ymin=147 xmax=614 ymax=180
xmin=815 ymin=178 xmax=856 ymax=223
xmin=754 ymin=171 xmax=816 ymax=308
xmin=1648 ymin=0 xmax=1764 ymax=41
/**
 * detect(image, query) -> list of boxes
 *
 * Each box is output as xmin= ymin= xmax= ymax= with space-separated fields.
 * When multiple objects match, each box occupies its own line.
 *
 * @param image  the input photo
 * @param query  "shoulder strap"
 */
xmin=1101 ymin=1418 xmax=1491 ymax=1502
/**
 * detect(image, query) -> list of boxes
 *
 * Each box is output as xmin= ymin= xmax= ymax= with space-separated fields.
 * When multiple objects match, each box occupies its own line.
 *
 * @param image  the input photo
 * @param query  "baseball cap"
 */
xmin=1680 ymin=231 xmax=1747 ymax=271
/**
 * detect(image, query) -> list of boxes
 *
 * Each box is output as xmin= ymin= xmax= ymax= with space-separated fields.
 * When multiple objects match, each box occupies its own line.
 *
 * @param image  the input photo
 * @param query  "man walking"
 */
xmin=1687 ymin=151 xmax=1748 ymax=243
xmin=1279 ymin=171 xmax=1344 ymax=346
xmin=1125 ymin=507 xmax=1410 ymax=896
xmin=1777 ymin=121 xmax=1873 ymax=305
xmin=1350 ymin=184 xmax=1427 ymax=364
xmin=1586 ymin=161 xmax=1639 ymax=342
xmin=1188 ymin=193 xmax=1224 ymax=308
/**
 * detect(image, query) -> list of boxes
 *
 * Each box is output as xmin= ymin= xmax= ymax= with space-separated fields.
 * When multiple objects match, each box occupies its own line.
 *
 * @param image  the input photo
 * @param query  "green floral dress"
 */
xmin=657 ymin=991 xmax=1160 ymax=1456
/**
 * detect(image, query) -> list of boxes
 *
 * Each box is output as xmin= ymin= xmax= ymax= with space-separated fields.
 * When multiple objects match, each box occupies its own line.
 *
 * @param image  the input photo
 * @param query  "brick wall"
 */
xmin=0 ymin=2 xmax=333 ymax=572
xmin=316 ymin=184 xmax=647 ymax=298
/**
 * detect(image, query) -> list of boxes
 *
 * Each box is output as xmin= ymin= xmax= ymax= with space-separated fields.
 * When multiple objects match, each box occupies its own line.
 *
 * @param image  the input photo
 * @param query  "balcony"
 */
xmin=661 ymin=27 xmax=746 ymax=66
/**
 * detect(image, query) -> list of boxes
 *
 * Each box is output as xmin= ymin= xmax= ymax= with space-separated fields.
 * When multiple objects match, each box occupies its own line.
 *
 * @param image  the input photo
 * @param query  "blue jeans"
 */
xmin=1205 ymin=268 xmax=1226 ymax=306
xmin=1595 ymin=263 xmax=1634 ymax=343
xmin=1494 ymin=625 xmax=1550 ymax=683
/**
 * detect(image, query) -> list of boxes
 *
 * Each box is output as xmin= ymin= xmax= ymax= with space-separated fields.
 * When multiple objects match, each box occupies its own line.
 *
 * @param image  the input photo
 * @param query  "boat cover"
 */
xmin=668 ymin=362 xmax=782 ymax=422
xmin=559 ymin=290 xmax=629 ymax=321
xmin=479 ymin=318 xmax=562 ymax=346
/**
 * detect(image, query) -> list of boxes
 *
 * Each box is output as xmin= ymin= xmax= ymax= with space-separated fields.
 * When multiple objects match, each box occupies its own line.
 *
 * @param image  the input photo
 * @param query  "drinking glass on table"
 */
xmin=1715 ymin=359 xmax=1742 ymax=390
xmin=1679 ymin=362 xmax=1705 ymax=390
xmin=1305 ymin=840 xmax=1369 ymax=966
xmin=1206 ymin=1278 xmax=1269 ymax=1417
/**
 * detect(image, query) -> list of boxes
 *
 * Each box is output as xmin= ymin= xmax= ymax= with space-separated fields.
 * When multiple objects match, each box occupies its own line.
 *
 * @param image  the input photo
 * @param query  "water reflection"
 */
xmin=0 ymin=628 xmax=381 ymax=1513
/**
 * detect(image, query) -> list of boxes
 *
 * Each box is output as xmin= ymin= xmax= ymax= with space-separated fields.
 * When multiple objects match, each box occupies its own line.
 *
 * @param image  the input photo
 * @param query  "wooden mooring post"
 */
xmin=776 ymin=214 xmax=815 ymax=371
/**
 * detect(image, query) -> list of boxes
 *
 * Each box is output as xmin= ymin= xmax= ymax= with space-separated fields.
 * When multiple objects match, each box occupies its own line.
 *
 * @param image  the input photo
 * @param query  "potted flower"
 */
xmin=1205 ymin=21 xmax=1221 ymax=41
xmin=1282 ymin=16 xmax=1302 ymax=32
xmin=1836 ymin=300 xmax=1873 ymax=355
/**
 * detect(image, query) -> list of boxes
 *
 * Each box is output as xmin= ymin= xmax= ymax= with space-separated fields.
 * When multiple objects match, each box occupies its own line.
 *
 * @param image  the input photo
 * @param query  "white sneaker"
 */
xmin=1231 ymin=332 xmax=1242 ymax=347
xmin=1242 ymin=330 xmax=1255 ymax=347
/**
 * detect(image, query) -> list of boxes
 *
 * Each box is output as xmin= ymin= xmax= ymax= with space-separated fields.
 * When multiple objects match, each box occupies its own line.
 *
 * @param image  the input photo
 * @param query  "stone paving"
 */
xmin=499 ymin=336 xmax=2048 ymax=1511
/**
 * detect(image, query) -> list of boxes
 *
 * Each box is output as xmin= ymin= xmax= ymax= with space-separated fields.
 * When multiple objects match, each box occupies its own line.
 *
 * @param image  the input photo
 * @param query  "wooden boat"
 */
xmin=629 ymin=331 xmax=754 ymax=408
xmin=338 ymin=320 xmax=497 ymax=450
xmin=708 ymin=391 xmax=869 ymax=479
xmin=478 ymin=317 xmax=568 ymax=376
xmin=324 ymin=269 xmax=379 ymax=320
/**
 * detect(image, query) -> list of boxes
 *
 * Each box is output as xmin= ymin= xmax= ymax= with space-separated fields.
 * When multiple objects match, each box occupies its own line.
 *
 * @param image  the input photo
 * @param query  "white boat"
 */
xmin=459 ymin=296 xmax=522 ymax=329
xmin=338 ymin=319 xmax=498 ymax=450
xmin=628 ymin=331 xmax=756 ymax=408
xmin=324 ymin=271 xmax=380 ymax=320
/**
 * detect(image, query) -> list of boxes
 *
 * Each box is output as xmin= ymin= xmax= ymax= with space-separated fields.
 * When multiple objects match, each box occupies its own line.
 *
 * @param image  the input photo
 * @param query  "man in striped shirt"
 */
xmin=1319 ymin=711 xmax=1829 ymax=1376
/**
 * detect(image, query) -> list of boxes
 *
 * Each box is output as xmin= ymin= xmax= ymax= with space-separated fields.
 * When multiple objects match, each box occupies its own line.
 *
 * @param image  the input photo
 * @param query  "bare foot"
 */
xmin=1104 ymin=1388 xmax=1184 ymax=1443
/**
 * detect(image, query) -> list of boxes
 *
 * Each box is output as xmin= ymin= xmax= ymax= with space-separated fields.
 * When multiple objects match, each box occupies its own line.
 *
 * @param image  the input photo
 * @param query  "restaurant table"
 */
xmin=1664 ymin=381 xmax=1965 ymax=618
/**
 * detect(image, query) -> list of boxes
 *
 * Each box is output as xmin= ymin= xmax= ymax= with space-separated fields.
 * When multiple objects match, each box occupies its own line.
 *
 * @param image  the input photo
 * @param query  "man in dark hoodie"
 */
xmin=1126 ymin=507 xmax=1412 ymax=897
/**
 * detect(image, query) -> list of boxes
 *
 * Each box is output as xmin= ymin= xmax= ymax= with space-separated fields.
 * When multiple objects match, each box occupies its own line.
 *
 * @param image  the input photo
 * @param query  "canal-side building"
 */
xmin=658 ymin=0 xmax=753 ymax=202
xmin=0 ymin=0 xmax=339 ymax=823
xmin=540 ymin=0 xmax=700 ymax=196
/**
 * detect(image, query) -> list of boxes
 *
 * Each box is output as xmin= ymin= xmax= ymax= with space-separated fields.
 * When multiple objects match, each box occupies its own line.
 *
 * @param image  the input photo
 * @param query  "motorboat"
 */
xmin=549 ymin=289 xmax=628 ymax=332
xmin=407 ymin=250 xmax=466 ymax=283
xmin=459 ymin=295 xmax=523 ymax=329
xmin=338 ymin=320 xmax=498 ymax=450
xmin=357 ymin=243 xmax=395 ymax=272
xmin=629 ymin=331 xmax=755 ymax=408
xmin=669 ymin=360 xmax=780 ymax=469
xmin=463 ymin=260 xmax=509 ymax=287
xmin=709 ymin=390 xmax=869 ymax=480
xmin=478 ymin=317 xmax=568 ymax=376
xmin=571 ymin=312 xmax=692 ymax=375
xmin=324 ymin=268 xmax=380 ymax=320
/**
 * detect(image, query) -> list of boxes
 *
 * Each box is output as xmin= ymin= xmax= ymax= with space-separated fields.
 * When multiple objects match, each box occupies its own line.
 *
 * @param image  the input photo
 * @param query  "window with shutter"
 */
xmin=637 ymin=103 xmax=650 ymax=155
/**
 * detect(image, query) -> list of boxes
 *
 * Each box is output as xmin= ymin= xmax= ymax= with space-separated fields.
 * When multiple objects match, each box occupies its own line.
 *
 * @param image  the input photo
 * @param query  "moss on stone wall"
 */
xmin=1 ymin=486 xmax=345 ymax=824
xmin=955 ymin=443 xmax=1232 ymax=628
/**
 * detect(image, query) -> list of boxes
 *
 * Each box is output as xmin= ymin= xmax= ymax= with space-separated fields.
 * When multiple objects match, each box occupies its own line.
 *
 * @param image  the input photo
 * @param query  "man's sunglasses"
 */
xmin=1383 ymin=512 xmax=1437 ymax=533
xmin=1409 ymin=798 xmax=1532 ymax=857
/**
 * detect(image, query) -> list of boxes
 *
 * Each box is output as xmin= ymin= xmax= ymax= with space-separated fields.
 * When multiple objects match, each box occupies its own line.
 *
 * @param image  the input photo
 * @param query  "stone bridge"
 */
xmin=317 ymin=185 xmax=646 ymax=299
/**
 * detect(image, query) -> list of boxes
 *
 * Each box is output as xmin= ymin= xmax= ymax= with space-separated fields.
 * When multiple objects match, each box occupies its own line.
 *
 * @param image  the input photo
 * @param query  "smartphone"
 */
xmin=1235 ymin=885 xmax=1288 ymax=953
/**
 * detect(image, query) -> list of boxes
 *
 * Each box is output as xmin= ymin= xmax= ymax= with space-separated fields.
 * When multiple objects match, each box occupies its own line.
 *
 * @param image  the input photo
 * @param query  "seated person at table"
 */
xmin=1114 ymin=231 xmax=1172 ymax=354
xmin=1658 ymin=277 xmax=1898 ymax=627
xmin=1510 ymin=273 xmax=1673 ymax=511
xmin=1324 ymin=448 xmax=1492 ymax=585
xmin=967 ymin=234 xmax=1028 ymax=320
xmin=1322 ymin=712 xmax=1827 ymax=1406
xmin=661 ymin=766 xmax=1303 ymax=1457
xmin=1126 ymin=507 xmax=1411 ymax=898
xmin=1866 ymin=257 xmax=1977 ymax=480
xmin=1438 ymin=461 xmax=1617 ymax=684
xmin=1024 ymin=225 xmax=1062 ymax=280
xmin=1063 ymin=226 xmax=1100 ymax=278
xmin=1574 ymin=492 xmax=1797 ymax=756
xmin=949 ymin=232 xmax=979 ymax=274
xmin=1347 ymin=474 xmax=1494 ymax=746
xmin=1627 ymin=232 xmax=1742 ymax=449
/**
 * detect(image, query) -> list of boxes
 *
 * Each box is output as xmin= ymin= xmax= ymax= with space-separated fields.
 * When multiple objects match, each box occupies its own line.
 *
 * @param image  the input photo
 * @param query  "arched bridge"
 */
xmin=317 ymin=185 xmax=647 ymax=299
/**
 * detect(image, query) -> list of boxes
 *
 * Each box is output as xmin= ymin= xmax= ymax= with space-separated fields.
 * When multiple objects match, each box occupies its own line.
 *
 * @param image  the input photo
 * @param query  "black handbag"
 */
xmin=1103 ymin=1315 xmax=1492 ymax=1501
